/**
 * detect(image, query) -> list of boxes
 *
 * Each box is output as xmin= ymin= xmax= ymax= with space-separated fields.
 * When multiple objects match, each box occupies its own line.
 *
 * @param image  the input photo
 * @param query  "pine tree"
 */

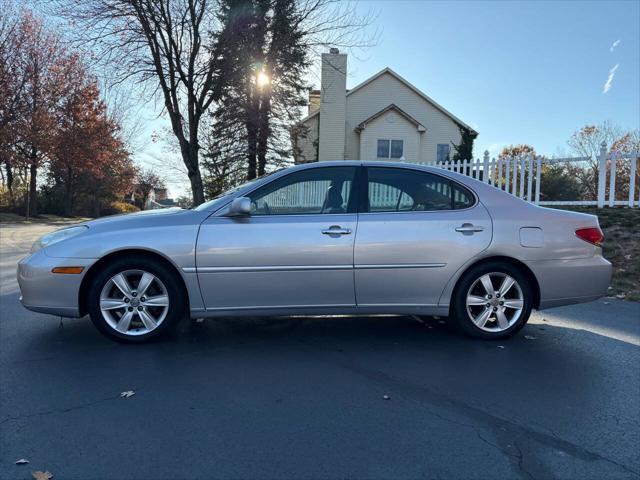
xmin=451 ymin=125 xmax=477 ymax=161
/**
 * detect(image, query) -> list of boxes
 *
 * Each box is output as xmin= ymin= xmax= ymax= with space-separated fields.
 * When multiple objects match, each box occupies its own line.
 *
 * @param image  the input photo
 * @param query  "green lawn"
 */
xmin=553 ymin=206 xmax=640 ymax=301
xmin=0 ymin=212 xmax=91 ymax=224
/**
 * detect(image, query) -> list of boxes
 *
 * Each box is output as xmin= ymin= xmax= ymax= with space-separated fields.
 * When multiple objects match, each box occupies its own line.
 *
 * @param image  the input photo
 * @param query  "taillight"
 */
xmin=575 ymin=227 xmax=604 ymax=246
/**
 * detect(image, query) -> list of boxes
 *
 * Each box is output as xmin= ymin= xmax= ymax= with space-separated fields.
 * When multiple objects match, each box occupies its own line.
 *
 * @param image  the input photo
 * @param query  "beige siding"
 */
xmin=359 ymin=110 xmax=421 ymax=161
xmin=345 ymin=72 xmax=462 ymax=162
xmin=295 ymin=114 xmax=319 ymax=163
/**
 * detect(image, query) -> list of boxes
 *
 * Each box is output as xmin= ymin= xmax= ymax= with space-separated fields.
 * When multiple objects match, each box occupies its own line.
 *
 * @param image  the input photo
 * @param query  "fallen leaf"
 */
xmin=497 ymin=345 xmax=505 ymax=349
xmin=15 ymin=459 xmax=29 ymax=465
xmin=524 ymin=335 xmax=536 ymax=340
xmin=603 ymin=301 xmax=610 ymax=305
xmin=616 ymin=294 xmax=626 ymax=299
xmin=31 ymin=472 xmax=53 ymax=480
xmin=120 ymin=390 xmax=135 ymax=398
xmin=195 ymin=318 xmax=204 ymax=324
xmin=383 ymin=395 xmax=391 ymax=400
xmin=438 ymin=320 xmax=445 ymax=325
xmin=624 ymin=254 xmax=632 ymax=260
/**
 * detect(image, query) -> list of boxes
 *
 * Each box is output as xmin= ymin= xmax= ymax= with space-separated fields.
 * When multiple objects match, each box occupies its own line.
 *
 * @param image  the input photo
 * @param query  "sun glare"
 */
xmin=256 ymin=71 xmax=270 ymax=87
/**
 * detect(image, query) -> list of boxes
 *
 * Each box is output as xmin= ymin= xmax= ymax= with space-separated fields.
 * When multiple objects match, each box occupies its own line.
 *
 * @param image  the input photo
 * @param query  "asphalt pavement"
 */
xmin=1 ymin=221 xmax=639 ymax=480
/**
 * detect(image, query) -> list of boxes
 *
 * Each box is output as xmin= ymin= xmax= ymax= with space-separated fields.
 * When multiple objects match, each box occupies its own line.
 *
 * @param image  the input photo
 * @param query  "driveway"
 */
xmin=1 ymin=221 xmax=639 ymax=480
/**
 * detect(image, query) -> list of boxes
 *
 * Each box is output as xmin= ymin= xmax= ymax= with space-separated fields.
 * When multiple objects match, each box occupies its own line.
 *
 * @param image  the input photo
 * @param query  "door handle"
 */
xmin=322 ymin=225 xmax=352 ymax=235
xmin=455 ymin=223 xmax=484 ymax=233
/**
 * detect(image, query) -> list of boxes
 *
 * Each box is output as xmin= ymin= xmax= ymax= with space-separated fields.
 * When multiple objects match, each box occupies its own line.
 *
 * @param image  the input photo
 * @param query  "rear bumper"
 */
xmin=525 ymin=255 xmax=612 ymax=310
xmin=17 ymin=250 xmax=96 ymax=318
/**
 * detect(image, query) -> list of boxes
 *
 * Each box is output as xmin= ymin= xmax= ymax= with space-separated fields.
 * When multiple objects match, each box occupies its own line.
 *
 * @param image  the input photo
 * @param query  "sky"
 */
xmin=136 ymin=0 xmax=640 ymax=198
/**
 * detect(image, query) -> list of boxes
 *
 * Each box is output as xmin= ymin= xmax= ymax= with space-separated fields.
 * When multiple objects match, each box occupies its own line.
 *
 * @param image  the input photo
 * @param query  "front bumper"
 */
xmin=526 ymin=255 xmax=612 ymax=309
xmin=17 ymin=250 xmax=97 ymax=318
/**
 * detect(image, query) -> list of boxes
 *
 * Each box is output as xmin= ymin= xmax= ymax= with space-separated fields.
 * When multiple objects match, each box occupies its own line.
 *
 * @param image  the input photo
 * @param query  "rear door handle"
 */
xmin=455 ymin=223 xmax=484 ymax=233
xmin=322 ymin=225 xmax=352 ymax=235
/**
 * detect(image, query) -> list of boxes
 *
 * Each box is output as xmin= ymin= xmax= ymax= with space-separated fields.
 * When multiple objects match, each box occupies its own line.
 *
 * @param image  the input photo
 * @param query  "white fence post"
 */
xmin=504 ymin=157 xmax=511 ymax=193
xmin=630 ymin=154 xmax=637 ymax=208
xmin=519 ymin=156 xmax=526 ymax=199
xmin=597 ymin=142 xmax=607 ymax=208
xmin=526 ymin=155 xmax=533 ymax=202
xmin=483 ymin=151 xmax=490 ymax=183
xmin=534 ymin=156 xmax=542 ymax=204
xmin=511 ymin=158 xmax=518 ymax=194
xmin=496 ymin=158 xmax=503 ymax=190
xmin=609 ymin=151 xmax=617 ymax=208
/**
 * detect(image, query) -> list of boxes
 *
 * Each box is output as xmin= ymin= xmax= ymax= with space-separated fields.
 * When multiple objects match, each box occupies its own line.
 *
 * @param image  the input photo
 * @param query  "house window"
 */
xmin=377 ymin=139 xmax=404 ymax=159
xmin=377 ymin=139 xmax=390 ymax=158
xmin=391 ymin=140 xmax=404 ymax=159
xmin=437 ymin=144 xmax=450 ymax=163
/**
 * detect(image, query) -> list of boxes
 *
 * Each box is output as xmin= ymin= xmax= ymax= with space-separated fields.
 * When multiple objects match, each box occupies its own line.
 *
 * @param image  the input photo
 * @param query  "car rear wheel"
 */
xmin=451 ymin=261 xmax=533 ymax=339
xmin=88 ymin=257 xmax=185 ymax=343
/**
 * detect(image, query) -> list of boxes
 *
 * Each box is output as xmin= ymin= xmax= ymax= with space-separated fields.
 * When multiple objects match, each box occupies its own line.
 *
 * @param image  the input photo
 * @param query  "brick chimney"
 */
xmin=318 ymin=49 xmax=347 ymax=161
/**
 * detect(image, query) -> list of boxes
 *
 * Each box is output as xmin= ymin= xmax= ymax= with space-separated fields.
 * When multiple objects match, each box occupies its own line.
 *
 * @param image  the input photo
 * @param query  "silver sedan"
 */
xmin=17 ymin=161 xmax=612 ymax=343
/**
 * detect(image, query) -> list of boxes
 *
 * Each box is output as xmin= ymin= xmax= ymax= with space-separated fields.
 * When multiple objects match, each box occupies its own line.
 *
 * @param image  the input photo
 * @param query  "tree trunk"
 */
xmin=257 ymin=93 xmax=271 ymax=177
xmin=246 ymin=120 xmax=258 ymax=180
xmin=64 ymin=167 xmax=73 ymax=216
xmin=182 ymin=144 xmax=204 ymax=206
xmin=28 ymin=159 xmax=37 ymax=217
xmin=5 ymin=159 xmax=14 ymax=205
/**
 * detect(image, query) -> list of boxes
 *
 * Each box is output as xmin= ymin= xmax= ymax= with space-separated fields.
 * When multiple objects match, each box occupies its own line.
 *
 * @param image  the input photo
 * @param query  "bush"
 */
xmin=102 ymin=201 xmax=140 ymax=216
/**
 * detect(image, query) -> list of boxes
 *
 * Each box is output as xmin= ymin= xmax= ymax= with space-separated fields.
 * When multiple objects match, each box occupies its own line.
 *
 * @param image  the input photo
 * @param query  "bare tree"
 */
xmin=567 ymin=121 xmax=625 ymax=198
xmin=52 ymin=0 xmax=225 ymax=206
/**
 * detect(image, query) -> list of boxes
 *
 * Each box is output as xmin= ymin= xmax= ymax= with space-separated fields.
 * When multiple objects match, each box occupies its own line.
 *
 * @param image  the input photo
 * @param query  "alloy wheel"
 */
xmin=99 ymin=269 xmax=170 ymax=336
xmin=465 ymin=272 xmax=524 ymax=332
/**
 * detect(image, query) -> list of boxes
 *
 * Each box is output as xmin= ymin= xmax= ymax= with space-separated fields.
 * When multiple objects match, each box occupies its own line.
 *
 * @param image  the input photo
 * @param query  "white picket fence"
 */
xmin=420 ymin=142 xmax=639 ymax=208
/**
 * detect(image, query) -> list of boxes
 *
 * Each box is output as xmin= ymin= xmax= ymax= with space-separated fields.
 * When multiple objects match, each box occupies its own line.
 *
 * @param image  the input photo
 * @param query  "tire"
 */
xmin=87 ymin=256 xmax=186 ymax=343
xmin=450 ymin=261 xmax=533 ymax=340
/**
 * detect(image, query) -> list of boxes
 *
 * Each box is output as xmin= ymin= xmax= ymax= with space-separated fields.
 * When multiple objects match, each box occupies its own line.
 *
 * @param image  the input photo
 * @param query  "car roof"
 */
xmin=289 ymin=160 xmax=435 ymax=171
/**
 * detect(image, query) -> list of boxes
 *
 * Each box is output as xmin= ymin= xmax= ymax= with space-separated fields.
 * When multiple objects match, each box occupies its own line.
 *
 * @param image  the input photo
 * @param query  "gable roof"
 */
xmin=298 ymin=107 xmax=319 ymax=125
xmin=346 ymin=68 xmax=478 ymax=135
xmin=355 ymin=104 xmax=426 ymax=132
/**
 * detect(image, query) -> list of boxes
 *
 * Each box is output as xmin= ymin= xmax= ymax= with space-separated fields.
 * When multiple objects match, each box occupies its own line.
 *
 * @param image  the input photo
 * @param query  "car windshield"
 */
xmin=193 ymin=170 xmax=282 ymax=211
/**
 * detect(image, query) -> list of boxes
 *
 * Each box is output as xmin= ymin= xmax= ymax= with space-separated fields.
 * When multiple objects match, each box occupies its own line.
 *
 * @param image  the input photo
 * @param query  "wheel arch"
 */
xmin=447 ymin=256 xmax=541 ymax=312
xmin=79 ymin=248 xmax=190 ymax=317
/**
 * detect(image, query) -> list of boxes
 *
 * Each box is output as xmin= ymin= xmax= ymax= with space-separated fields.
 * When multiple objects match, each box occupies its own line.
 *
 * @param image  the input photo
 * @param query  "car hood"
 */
xmin=81 ymin=207 xmax=187 ymax=227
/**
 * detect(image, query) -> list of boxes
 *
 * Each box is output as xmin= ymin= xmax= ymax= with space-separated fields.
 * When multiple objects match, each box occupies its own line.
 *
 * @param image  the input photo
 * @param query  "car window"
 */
xmin=367 ymin=167 xmax=474 ymax=212
xmin=248 ymin=167 xmax=357 ymax=215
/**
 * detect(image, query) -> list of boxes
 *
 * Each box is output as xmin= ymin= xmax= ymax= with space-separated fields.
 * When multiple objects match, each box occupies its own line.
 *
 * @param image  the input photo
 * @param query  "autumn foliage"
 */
xmin=0 ymin=4 xmax=136 ymax=217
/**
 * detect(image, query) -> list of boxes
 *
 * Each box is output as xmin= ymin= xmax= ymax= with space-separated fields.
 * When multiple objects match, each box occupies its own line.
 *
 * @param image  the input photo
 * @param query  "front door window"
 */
xmin=248 ymin=167 xmax=357 ymax=215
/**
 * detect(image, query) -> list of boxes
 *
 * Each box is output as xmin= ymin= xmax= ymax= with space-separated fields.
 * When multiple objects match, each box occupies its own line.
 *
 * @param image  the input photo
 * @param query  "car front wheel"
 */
xmin=451 ymin=261 xmax=533 ymax=339
xmin=88 ymin=257 xmax=185 ymax=343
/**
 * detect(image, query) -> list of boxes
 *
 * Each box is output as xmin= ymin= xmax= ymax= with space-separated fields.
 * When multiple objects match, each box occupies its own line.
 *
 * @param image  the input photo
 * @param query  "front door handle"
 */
xmin=455 ymin=223 xmax=484 ymax=233
xmin=322 ymin=225 xmax=352 ymax=235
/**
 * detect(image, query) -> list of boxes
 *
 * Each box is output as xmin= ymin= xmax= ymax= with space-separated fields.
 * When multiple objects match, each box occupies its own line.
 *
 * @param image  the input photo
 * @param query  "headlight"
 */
xmin=31 ymin=226 xmax=88 ymax=253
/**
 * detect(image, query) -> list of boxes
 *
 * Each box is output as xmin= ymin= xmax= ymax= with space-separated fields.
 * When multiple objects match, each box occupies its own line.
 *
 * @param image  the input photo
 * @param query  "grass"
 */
xmin=0 ymin=212 xmax=90 ymax=224
xmin=552 ymin=206 xmax=640 ymax=301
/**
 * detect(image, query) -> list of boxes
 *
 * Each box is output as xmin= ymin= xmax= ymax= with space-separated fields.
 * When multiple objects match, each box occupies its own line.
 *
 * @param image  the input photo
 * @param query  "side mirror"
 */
xmin=226 ymin=197 xmax=251 ymax=217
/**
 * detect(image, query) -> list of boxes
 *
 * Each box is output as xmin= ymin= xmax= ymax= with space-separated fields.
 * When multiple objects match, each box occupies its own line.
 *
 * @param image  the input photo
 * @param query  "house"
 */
xmin=128 ymin=186 xmax=175 ymax=209
xmin=292 ymin=49 xmax=477 ymax=164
